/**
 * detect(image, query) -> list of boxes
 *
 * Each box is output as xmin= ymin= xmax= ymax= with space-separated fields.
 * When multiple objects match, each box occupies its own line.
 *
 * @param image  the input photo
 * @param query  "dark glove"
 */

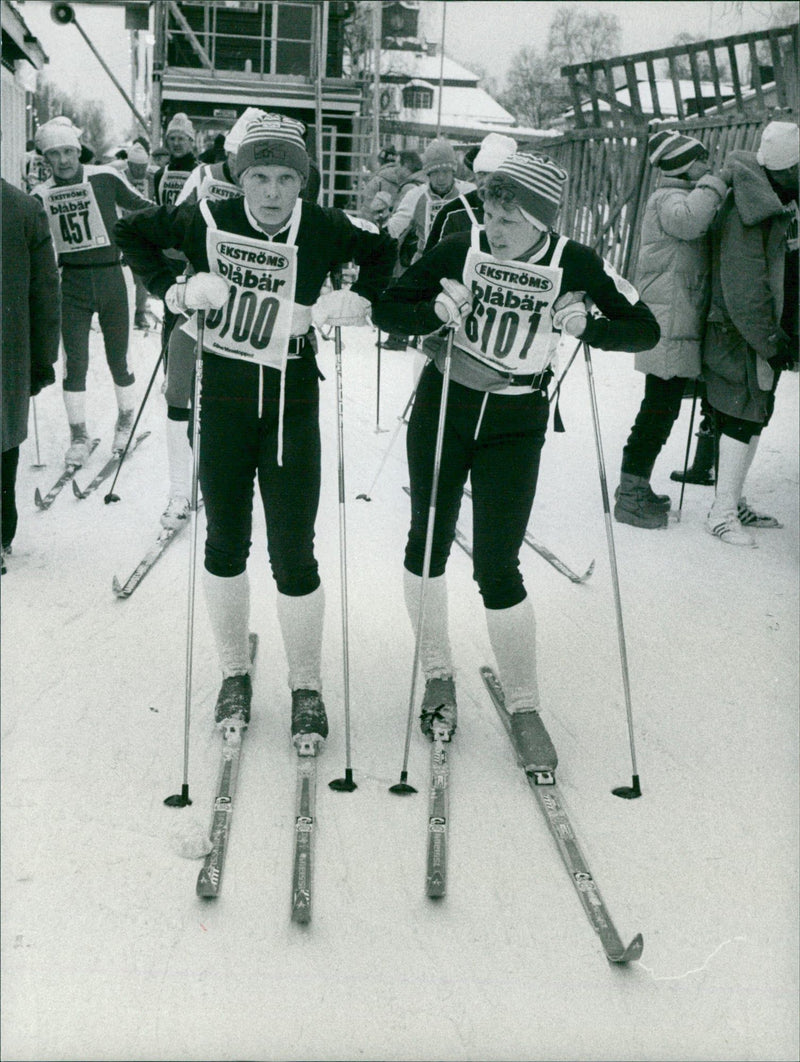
xmin=30 ymin=367 xmax=56 ymax=396
xmin=767 ymin=336 xmax=799 ymax=373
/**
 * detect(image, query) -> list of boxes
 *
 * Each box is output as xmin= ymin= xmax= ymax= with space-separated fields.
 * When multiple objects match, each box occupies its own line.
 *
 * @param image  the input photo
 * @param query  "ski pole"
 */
xmin=548 ymin=336 xmax=583 ymax=407
xmin=581 ymin=341 xmax=641 ymax=800
xmin=390 ymin=327 xmax=455 ymax=795
xmin=375 ymin=330 xmax=388 ymax=433
xmin=676 ymin=381 xmax=699 ymax=522
xmin=165 ymin=310 xmax=205 ymax=809
xmin=329 ymin=315 xmax=357 ymax=793
xmin=356 ymin=380 xmax=418 ymax=501
xmin=30 ymin=397 xmax=45 ymax=469
xmin=104 ymin=349 xmax=164 ymax=504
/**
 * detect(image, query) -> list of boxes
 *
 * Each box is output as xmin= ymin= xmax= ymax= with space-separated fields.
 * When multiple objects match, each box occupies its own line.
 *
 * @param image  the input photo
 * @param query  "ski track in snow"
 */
xmin=1 ymin=318 xmax=798 ymax=1062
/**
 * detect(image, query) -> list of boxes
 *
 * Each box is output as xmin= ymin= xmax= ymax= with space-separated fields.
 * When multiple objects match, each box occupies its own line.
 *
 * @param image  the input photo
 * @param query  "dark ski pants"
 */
xmin=199 ymin=353 xmax=321 ymax=596
xmin=405 ymin=360 xmax=549 ymax=611
xmin=60 ymin=263 xmax=134 ymax=392
xmin=1 ymin=446 xmax=20 ymax=550
xmin=620 ymin=373 xmax=689 ymax=478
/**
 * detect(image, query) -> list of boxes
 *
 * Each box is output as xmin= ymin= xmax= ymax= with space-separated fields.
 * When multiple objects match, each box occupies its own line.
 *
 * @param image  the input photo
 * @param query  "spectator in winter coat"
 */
xmin=1 ymin=179 xmax=61 ymax=573
xmin=153 ymin=113 xmax=197 ymax=206
xmin=361 ymin=155 xmax=415 ymax=217
xmin=31 ymin=116 xmax=153 ymax=466
xmin=702 ymin=120 xmax=799 ymax=547
xmin=115 ymin=112 xmax=397 ymax=746
xmin=372 ymin=153 xmax=659 ymax=755
xmin=614 ymin=130 xmax=730 ymax=529
xmin=121 ymin=142 xmax=155 ymax=330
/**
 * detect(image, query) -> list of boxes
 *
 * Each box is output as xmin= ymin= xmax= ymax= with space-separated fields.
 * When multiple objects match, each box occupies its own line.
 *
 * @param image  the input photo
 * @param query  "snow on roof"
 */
xmin=564 ymin=77 xmax=736 ymax=119
xmin=399 ymin=83 xmax=515 ymax=128
xmin=380 ymin=50 xmax=480 ymax=85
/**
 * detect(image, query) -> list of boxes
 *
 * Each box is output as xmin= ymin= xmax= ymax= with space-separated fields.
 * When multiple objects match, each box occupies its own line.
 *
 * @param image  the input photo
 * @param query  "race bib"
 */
xmin=198 ymin=172 xmax=240 ymax=202
xmin=457 ymin=246 xmax=563 ymax=375
xmin=41 ymin=182 xmax=109 ymax=254
xmin=185 ymin=199 xmax=299 ymax=368
xmin=159 ymin=170 xmax=190 ymax=205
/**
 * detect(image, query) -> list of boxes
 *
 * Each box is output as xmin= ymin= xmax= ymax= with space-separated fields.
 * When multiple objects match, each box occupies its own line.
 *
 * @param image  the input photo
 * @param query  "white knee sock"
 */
xmin=485 ymin=597 xmax=541 ymax=714
xmin=277 ymin=584 xmax=324 ymax=691
xmin=63 ymin=390 xmax=86 ymax=427
xmin=203 ymin=570 xmax=251 ymax=677
xmin=114 ymin=382 xmax=136 ymax=414
xmin=403 ymin=569 xmax=452 ymax=680
xmin=710 ymin=435 xmax=751 ymax=516
xmin=166 ymin=416 xmax=193 ymax=499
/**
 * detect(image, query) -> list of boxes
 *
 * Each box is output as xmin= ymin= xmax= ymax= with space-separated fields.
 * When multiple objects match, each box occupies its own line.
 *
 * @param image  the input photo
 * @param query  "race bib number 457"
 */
xmin=43 ymin=183 xmax=109 ymax=254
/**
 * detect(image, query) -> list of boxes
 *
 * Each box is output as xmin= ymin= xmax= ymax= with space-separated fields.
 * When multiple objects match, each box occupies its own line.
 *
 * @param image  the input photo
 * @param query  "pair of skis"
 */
xmin=195 ymin=634 xmax=320 ymax=923
xmin=34 ymin=432 xmax=151 ymax=510
xmin=420 ymin=669 xmax=642 ymax=965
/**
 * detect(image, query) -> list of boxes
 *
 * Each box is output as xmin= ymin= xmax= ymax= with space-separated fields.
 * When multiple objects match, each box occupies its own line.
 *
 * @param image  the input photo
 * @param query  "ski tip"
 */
xmin=111 ymin=575 xmax=128 ymax=598
xmin=34 ymin=488 xmax=45 ymax=509
xmin=608 ymin=933 xmax=644 ymax=964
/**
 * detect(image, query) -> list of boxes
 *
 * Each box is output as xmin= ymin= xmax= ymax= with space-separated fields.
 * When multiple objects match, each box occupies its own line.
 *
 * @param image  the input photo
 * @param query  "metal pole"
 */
xmin=356 ymin=378 xmax=419 ymax=501
xmin=677 ymin=381 xmax=699 ymax=521
xmin=69 ymin=18 xmax=150 ymax=133
xmin=436 ymin=2 xmax=447 ymax=137
xmin=30 ymin=398 xmax=45 ymax=470
xmin=582 ymin=342 xmax=641 ymax=800
xmin=164 ymin=311 xmax=206 ymax=808
xmin=390 ymin=328 xmax=455 ymax=794
xmin=314 ymin=3 xmax=325 ymax=170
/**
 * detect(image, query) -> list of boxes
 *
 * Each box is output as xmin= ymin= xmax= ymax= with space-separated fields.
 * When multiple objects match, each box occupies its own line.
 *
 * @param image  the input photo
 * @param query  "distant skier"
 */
xmin=152 ymin=112 xmax=197 ymax=206
xmin=116 ymin=112 xmax=396 ymax=747
xmin=373 ymin=152 xmax=659 ymax=762
xmin=31 ymin=116 xmax=153 ymax=466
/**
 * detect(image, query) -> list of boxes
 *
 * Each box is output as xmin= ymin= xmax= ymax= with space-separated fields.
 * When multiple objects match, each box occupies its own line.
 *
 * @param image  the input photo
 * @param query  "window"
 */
xmin=403 ymin=85 xmax=433 ymax=110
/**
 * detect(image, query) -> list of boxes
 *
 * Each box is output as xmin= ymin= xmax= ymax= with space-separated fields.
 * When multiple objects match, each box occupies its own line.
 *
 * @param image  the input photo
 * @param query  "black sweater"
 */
xmin=373 ymin=229 xmax=660 ymax=355
xmin=115 ymin=197 xmax=397 ymax=307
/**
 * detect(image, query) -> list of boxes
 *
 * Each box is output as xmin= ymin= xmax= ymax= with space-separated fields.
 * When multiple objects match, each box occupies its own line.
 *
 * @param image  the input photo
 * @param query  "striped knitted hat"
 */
xmin=488 ymin=153 xmax=568 ymax=229
xmin=234 ymin=113 xmax=309 ymax=182
xmin=648 ymin=130 xmax=707 ymax=175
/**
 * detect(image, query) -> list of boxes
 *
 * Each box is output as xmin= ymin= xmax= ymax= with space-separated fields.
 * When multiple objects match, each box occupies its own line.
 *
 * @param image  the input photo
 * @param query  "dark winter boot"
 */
xmin=214 ymin=673 xmax=252 ymax=727
xmin=614 ymin=482 xmax=671 ymax=511
xmin=420 ymin=676 xmax=457 ymax=740
xmin=509 ymin=709 xmax=558 ymax=772
xmin=614 ymin=473 xmax=669 ymax=529
xmin=291 ymin=688 xmax=328 ymax=749
xmin=670 ymin=429 xmax=716 ymax=485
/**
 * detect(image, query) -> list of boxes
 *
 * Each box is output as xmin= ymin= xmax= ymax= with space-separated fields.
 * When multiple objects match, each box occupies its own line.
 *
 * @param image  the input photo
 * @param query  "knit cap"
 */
xmin=756 ymin=120 xmax=800 ymax=171
xmin=224 ymin=107 xmax=266 ymax=155
xmin=166 ymin=112 xmax=195 ymax=141
xmin=35 ymin=116 xmax=82 ymax=154
xmin=473 ymin=133 xmax=518 ymax=174
xmin=127 ymin=143 xmax=149 ymax=165
xmin=423 ymin=138 xmax=457 ymax=173
xmin=234 ymin=113 xmax=309 ymax=181
xmin=490 ymin=153 xmax=568 ymax=230
xmin=648 ymin=130 xmax=707 ymax=175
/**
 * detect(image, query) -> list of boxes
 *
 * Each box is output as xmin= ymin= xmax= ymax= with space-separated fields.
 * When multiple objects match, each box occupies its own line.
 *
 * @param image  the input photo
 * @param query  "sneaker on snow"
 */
xmin=737 ymin=498 xmax=782 ymax=528
xmin=420 ymin=676 xmax=457 ymax=740
xmin=112 ymin=408 xmax=135 ymax=453
xmin=705 ymin=509 xmax=756 ymax=548
xmin=65 ymin=425 xmax=91 ymax=467
xmin=160 ymin=494 xmax=191 ymax=530
xmin=291 ymin=689 xmax=328 ymax=747
xmin=509 ymin=709 xmax=558 ymax=772
xmin=214 ymin=673 xmax=252 ymax=727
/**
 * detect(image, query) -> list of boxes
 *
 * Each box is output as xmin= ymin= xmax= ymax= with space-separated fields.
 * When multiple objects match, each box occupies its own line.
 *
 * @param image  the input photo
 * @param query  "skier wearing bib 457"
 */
xmin=116 ymin=113 xmax=396 ymax=746
xmin=373 ymin=153 xmax=659 ymax=749
xmin=32 ymin=117 xmax=153 ymax=466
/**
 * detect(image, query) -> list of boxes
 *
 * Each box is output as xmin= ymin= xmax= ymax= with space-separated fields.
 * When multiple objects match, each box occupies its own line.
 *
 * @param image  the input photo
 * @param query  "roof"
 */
xmin=380 ymin=50 xmax=479 ymax=86
xmin=1 ymin=0 xmax=48 ymax=67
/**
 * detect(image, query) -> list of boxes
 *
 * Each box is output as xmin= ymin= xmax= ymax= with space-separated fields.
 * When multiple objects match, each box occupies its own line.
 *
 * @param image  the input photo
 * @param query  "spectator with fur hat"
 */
xmin=373 ymin=152 xmax=658 ymax=754
xmin=116 ymin=111 xmax=396 ymax=748
xmin=614 ymin=129 xmax=730 ymax=529
xmin=700 ymin=119 xmax=798 ymax=546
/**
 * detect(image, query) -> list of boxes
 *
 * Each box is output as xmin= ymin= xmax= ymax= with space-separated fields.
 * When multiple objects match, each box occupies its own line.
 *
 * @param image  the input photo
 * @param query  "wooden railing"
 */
xmin=562 ymin=24 xmax=798 ymax=128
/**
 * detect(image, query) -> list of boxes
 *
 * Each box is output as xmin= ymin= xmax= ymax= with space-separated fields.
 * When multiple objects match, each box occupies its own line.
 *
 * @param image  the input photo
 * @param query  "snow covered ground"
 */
xmin=2 ymin=319 xmax=798 ymax=1062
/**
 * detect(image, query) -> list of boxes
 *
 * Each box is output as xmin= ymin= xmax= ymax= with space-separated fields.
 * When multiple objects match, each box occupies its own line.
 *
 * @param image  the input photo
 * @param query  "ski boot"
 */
xmin=65 ymin=424 xmax=92 ymax=467
xmin=420 ymin=676 xmax=457 ymax=741
xmin=160 ymin=494 xmax=191 ymax=530
xmin=705 ymin=508 xmax=756 ymax=548
xmin=291 ymin=689 xmax=328 ymax=751
xmin=509 ymin=709 xmax=558 ymax=773
xmin=113 ymin=408 xmax=135 ymax=453
xmin=214 ymin=673 xmax=252 ymax=728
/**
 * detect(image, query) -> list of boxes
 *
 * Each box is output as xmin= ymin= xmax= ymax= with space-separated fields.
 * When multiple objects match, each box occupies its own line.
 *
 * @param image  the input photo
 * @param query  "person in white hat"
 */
xmin=116 ymin=112 xmax=397 ymax=748
xmin=31 ymin=116 xmax=154 ymax=465
xmin=424 ymin=132 xmax=518 ymax=253
xmin=153 ymin=112 xmax=197 ymax=206
xmin=700 ymin=119 xmax=798 ymax=547
xmin=373 ymin=152 xmax=659 ymax=764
